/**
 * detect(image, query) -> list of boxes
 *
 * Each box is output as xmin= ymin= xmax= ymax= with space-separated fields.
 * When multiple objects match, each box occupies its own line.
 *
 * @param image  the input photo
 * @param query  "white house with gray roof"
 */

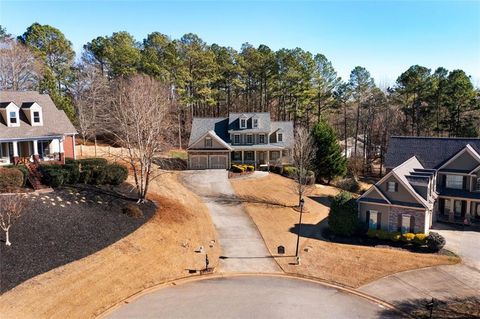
xmin=0 ymin=91 xmax=77 ymax=165
xmin=187 ymin=112 xmax=293 ymax=170
xmin=358 ymin=136 xmax=480 ymax=233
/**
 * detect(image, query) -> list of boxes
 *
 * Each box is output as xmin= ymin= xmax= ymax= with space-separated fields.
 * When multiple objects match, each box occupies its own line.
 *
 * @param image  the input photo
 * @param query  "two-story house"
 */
xmin=187 ymin=112 xmax=293 ymax=170
xmin=0 ymin=91 xmax=77 ymax=165
xmin=358 ymin=137 xmax=480 ymax=233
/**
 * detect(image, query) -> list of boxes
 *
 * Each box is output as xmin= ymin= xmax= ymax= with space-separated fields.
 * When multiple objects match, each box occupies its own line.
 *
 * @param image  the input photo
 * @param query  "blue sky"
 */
xmin=1 ymin=0 xmax=479 ymax=86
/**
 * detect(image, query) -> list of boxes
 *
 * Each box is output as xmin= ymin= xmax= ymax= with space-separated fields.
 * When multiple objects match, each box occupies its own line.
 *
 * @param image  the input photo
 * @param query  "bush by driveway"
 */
xmin=0 ymin=186 xmax=155 ymax=293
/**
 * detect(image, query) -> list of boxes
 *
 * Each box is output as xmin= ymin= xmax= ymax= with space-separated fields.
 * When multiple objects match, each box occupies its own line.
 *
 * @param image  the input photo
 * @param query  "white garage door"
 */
xmin=190 ymin=156 xmax=208 ymax=169
xmin=209 ymin=155 xmax=228 ymax=169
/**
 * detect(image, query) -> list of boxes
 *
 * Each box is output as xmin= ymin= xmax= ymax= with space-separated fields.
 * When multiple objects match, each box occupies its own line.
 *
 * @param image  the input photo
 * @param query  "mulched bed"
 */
xmin=0 ymin=186 xmax=155 ymax=293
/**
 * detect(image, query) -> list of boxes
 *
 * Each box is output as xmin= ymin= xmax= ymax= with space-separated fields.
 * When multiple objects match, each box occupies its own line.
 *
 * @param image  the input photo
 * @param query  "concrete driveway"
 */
xmin=181 ymin=170 xmax=279 ymax=273
xmin=359 ymin=225 xmax=480 ymax=306
xmin=106 ymin=276 xmax=402 ymax=319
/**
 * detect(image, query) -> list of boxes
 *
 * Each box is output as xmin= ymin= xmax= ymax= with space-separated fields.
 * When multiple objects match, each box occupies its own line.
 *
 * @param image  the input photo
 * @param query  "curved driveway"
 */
xmin=106 ymin=276 xmax=401 ymax=319
xmin=181 ymin=170 xmax=279 ymax=273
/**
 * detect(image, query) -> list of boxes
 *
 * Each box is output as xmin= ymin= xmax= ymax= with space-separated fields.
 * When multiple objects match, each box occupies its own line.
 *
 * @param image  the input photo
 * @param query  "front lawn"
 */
xmin=231 ymin=173 xmax=459 ymax=288
xmin=0 ymin=186 xmax=155 ymax=293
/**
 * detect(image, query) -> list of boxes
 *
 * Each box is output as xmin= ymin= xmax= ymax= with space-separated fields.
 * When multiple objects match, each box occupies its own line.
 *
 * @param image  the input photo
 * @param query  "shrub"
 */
xmin=79 ymin=170 xmax=92 ymax=184
xmin=122 ymin=203 xmax=143 ymax=218
xmin=376 ymin=230 xmax=390 ymax=240
xmin=63 ymin=163 xmax=80 ymax=184
xmin=105 ymin=163 xmax=128 ymax=185
xmin=43 ymin=170 xmax=65 ymax=187
xmin=426 ymin=232 xmax=446 ymax=252
xmin=0 ymin=168 xmax=24 ymax=190
xmin=336 ymin=177 xmax=361 ymax=193
xmin=91 ymin=168 xmax=107 ymax=185
xmin=269 ymin=165 xmax=283 ymax=175
xmin=282 ymin=166 xmax=297 ymax=178
xmin=245 ymin=165 xmax=255 ymax=172
xmin=413 ymin=233 xmax=428 ymax=246
xmin=401 ymin=233 xmax=415 ymax=243
xmin=328 ymin=191 xmax=358 ymax=236
xmin=78 ymin=158 xmax=108 ymax=167
xmin=366 ymin=229 xmax=377 ymax=238
xmin=231 ymin=165 xmax=244 ymax=173
xmin=389 ymin=232 xmax=402 ymax=242
xmin=5 ymin=165 xmax=28 ymax=186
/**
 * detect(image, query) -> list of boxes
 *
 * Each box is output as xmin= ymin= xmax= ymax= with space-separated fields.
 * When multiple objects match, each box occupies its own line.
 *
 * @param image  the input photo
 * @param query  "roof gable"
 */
xmin=438 ymin=144 xmax=480 ymax=172
xmin=385 ymin=136 xmax=480 ymax=169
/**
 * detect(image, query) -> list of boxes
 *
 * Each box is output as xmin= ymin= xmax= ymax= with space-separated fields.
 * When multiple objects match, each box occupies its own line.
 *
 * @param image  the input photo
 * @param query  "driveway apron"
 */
xmin=181 ymin=170 xmax=280 ymax=273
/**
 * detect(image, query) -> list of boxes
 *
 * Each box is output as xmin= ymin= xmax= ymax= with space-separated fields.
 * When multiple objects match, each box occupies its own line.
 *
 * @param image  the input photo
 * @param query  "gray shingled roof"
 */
xmin=188 ymin=117 xmax=229 ymax=146
xmin=188 ymin=114 xmax=294 ymax=149
xmin=228 ymin=112 xmax=271 ymax=132
xmin=0 ymin=91 xmax=77 ymax=139
xmin=385 ymin=136 xmax=480 ymax=169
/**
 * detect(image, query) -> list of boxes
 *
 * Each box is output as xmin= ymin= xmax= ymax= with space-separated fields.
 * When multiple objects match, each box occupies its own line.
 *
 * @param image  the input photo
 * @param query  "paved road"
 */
xmin=359 ymin=226 xmax=480 ymax=305
xmin=107 ymin=276 xmax=401 ymax=319
xmin=181 ymin=170 xmax=279 ymax=273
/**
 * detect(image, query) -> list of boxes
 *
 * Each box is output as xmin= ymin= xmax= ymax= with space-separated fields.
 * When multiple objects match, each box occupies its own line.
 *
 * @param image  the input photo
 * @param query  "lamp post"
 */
xmin=295 ymin=198 xmax=305 ymax=260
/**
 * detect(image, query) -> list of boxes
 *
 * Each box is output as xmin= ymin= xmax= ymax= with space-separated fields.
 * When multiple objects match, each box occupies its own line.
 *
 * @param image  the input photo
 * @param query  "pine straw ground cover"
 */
xmin=230 ymin=173 xmax=459 ymax=288
xmin=0 ymin=172 xmax=220 ymax=319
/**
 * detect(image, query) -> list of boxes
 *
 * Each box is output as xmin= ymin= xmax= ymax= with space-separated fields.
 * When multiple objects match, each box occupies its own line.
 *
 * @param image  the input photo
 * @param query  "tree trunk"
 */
xmin=5 ymin=228 xmax=11 ymax=246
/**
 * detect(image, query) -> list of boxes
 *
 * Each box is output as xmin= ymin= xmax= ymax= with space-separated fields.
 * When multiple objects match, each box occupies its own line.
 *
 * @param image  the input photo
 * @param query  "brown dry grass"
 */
xmin=231 ymin=173 xmax=459 ymax=288
xmin=0 ymin=172 xmax=220 ymax=319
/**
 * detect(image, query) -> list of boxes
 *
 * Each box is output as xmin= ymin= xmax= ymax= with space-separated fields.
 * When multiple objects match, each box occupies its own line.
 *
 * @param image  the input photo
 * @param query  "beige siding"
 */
xmin=190 ymin=134 xmax=228 ymax=149
xmin=363 ymin=187 xmax=386 ymax=201
xmin=358 ymin=202 xmax=390 ymax=230
xmin=379 ymin=175 xmax=421 ymax=204
xmin=443 ymin=150 xmax=480 ymax=172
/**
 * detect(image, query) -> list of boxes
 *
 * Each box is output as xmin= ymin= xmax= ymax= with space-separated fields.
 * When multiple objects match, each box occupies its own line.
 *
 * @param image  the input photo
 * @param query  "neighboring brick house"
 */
xmin=187 ymin=112 xmax=293 ymax=170
xmin=358 ymin=137 xmax=480 ymax=233
xmin=0 ymin=91 xmax=77 ymax=165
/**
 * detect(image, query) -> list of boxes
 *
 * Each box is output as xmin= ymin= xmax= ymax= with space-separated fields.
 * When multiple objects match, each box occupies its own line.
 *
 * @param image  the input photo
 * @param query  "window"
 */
xmin=368 ymin=211 xmax=381 ymax=230
xmin=387 ymin=181 xmax=397 ymax=192
xmin=245 ymin=151 xmax=254 ymax=161
xmin=278 ymin=133 xmax=283 ymax=142
xmin=240 ymin=118 xmax=247 ymax=129
xmin=270 ymin=151 xmax=280 ymax=161
xmin=446 ymin=175 xmax=464 ymax=190
xmin=246 ymin=134 xmax=253 ymax=144
xmin=253 ymin=118 xmax=258 ymax=128
xmin=9 ymin=111 xmax=16 ymax=124
xmin=399 ymin=215 xmax=413 ymax=234
xmin=33 ymin=111 xmax=40 ymax=123
xmin=454 ymin=200 xmax=463 ymax=216
xmin=204 ymin=137 xmax=212 ymax=148
xmin=259 ymin=134 xmax=265 ymax=144
xmin=234 ymin=134 xmax=240 ymax=144
xmin=233 ymin=151 xmax=242 ymax=161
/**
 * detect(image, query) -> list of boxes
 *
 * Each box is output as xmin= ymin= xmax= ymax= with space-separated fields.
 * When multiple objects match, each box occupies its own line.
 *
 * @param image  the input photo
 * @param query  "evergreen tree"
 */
xmin=311 ymin=120 xmax=347 ymax=183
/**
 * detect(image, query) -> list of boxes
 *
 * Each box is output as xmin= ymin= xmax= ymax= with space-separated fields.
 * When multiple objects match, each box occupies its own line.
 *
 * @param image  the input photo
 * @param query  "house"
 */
xmin=0 ymin=91 xmax=77 ymax=165
xmin=358 ymin=136 xmax=480 ymax=233
xmin=187 ymin=112 xmax=293 ymax=170
xmin=339 ymin=134 xmax=366 ymax=159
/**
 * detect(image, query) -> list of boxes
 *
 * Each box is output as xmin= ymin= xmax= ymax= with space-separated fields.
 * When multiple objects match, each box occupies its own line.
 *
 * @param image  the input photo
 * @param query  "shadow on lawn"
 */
xmin=288 ymin=220 xmax=328 ymax=241
xmin=208 ymin=193 xmax=295 ymax=208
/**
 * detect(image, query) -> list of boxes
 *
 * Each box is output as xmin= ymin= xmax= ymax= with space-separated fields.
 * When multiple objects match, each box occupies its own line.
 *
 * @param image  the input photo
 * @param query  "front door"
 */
xmin=258 ymin=151 xmax=265 ymax=164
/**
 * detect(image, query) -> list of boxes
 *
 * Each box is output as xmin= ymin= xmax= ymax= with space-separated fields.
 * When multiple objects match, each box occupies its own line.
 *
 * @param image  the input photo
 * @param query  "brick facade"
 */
xmin=63 ymin=135 xmax=75 ymax=159
xmin=389 ymin=207 xmax=426 ymax=233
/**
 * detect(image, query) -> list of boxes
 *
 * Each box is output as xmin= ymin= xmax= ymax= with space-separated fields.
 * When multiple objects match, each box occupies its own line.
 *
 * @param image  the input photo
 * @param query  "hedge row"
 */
xmin=231 ymin=164 xmax=255 ymax=173
xmin=0 ymin=168 xmax=24 ymax=190
xmin=41 ymin=158 xmax=128 ymax=187
xmin=367 ymin=229 xmax=427 ymax=245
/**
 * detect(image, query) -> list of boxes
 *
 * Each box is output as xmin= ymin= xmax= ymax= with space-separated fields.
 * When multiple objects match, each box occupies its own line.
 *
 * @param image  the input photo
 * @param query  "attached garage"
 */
xmin=188 ymin=152 xmax=230 ymax=170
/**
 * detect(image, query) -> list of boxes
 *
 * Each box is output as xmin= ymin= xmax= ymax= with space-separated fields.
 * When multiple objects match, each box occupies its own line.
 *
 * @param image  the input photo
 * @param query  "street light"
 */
xmin=295 ymin=197 xmax=305 ymax=261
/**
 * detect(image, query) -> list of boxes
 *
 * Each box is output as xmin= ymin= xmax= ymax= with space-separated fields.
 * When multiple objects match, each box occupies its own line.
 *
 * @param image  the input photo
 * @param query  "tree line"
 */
xmin=1 ymin=23 xmax=479 ymax=175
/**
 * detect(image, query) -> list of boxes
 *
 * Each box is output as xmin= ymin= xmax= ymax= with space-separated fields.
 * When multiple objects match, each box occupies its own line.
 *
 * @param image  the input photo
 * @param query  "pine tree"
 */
xmin=311 ymin=120 xmax=347 ymax=184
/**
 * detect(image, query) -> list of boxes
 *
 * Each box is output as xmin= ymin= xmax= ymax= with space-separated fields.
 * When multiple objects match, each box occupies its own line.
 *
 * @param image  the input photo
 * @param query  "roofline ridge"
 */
xmin=390 ymin=136 xmax=480 ymax=140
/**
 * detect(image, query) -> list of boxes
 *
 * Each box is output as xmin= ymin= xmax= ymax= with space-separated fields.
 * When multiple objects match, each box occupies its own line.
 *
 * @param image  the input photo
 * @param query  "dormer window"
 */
xmin=387 ymin=181 xmax=397 ymax=192
xmin=253 ymin=118 xmax=258 ymax=128
xmin=9 ymin=111 xmax=17 ymax=124
xmin=33 ymin=111 xmax=41 ymax=123
xmin=240 ymin=118 xmax=247 ymax=129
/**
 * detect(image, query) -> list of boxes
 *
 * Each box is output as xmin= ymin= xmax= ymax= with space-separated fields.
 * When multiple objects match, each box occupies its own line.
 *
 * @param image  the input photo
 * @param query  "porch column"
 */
xmin=241 ymin=150 xmax=244 ymax=164
xmin=466 ymin=201 xmax=471 ymax=222
xmin=449 ymin=198 xmax=455 ymax=222
xmin=12 ymin=141 xmax=19 ymax=164
xmin=32 ymin=140 xmax=39 ymax=162
xmin=58 ymin=138 xmax=65 ymax=164
xmin=253 ymin=151 xmax=256 ymax=167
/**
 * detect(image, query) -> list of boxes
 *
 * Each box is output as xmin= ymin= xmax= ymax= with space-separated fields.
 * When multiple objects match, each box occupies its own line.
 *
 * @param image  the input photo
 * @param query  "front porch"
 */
xmin=0 ymin=138 xmax=65 ymax=166
xmin=230 ymin=149 xmax=291 ymax=168
xmin=436 ymin=197 xmax=480 ymax=224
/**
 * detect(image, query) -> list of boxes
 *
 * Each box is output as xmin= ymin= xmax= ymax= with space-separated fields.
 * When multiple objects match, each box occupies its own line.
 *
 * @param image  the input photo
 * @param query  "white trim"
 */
xmin=438 ymin=144 xmax=480 ymax=171
xmin=358 ymin=201 xmax=426 ymax=211
xmin=469 ymin=164 xmax=480 ymax=175
xmin=392 ymin=171 xmax=428 ymax=209
xmin=187 ymin=130 xmax=232 ymax=151
xmin=360 ymin=185 xmax=391 ymax=204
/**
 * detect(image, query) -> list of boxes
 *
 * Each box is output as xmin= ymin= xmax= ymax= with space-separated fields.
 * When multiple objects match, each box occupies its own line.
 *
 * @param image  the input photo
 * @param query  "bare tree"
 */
xmin=102 ymin=75 xmax=172 ymax=202
xmin=0 ymin=38 xmax=42 ymax=91
xmin=71 ymin=63 xmax=109 ymax=157
xmin=292 ymin=126 xmax=316 ymax=206
xmin=0 ymin=195 xmax=28 ymax=246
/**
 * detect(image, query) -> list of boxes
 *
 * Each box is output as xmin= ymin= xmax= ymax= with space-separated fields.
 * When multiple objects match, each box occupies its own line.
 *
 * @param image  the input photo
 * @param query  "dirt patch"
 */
xmin=231 ymin=173 xmax=458 ymax=288
xmin=0 ymin=172 xmax=220 ymax=319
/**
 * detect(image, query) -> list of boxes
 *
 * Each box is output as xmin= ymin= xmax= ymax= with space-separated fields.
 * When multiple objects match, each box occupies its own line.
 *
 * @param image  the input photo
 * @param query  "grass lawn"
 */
xmin=0 ymin=172 xmax=220 ymax=319
xmin=231 ymin=173 xmax=459 ymax=288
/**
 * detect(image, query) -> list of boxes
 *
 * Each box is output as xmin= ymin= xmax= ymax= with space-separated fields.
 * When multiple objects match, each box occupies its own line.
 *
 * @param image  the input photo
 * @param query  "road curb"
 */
xmin=96 ymin=272 xmax=412 ymax=319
